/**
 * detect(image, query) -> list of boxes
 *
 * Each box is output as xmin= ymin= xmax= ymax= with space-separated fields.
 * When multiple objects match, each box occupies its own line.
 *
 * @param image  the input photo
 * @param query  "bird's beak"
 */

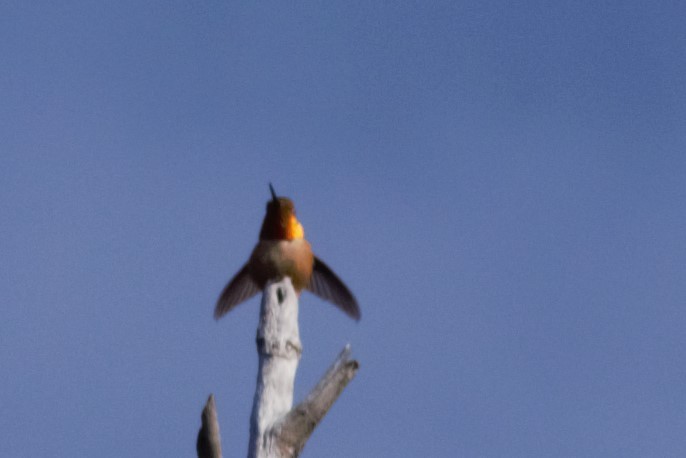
xmin=269 ymin=183 xmax=278 ymax=203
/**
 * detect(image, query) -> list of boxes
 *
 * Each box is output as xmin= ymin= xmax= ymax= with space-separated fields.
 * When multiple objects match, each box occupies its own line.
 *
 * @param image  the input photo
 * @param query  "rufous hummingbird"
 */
xmin=214 ymin=184 xmax=360 ymax=321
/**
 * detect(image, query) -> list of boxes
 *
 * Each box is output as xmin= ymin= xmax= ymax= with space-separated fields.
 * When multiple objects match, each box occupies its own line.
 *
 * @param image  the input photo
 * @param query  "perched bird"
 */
xmin=214 ymin=185 xmax=360 ymax=321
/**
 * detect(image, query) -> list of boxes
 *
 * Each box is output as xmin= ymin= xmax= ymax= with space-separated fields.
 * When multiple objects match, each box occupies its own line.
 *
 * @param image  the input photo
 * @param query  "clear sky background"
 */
xmin=2 ymin=1 xmax=685 ymax=457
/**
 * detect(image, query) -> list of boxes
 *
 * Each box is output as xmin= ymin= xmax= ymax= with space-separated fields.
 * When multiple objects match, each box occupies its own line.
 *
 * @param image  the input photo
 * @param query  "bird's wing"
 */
xmin=214 ymin=263 xmax=260 ymax=319
xmin=306 ymin=256 xmax=361 ymax=320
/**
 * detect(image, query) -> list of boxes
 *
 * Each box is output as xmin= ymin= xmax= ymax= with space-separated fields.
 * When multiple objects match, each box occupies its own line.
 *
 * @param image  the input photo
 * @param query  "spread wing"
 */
xmin=306 ymin=256 xmax=361 ymax=320
xmin=214 ymin=263 xmax=260 ymax=319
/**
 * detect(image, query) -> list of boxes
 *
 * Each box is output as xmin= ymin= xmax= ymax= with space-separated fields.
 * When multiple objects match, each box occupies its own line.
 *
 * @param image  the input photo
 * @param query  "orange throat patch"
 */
xmin=285 ymin=215 xmax=305 ymax=240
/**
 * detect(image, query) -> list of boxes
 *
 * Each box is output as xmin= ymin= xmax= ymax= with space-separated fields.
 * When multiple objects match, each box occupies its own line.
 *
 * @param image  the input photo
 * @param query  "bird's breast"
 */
xmin=248 ymin=239 xmax=314 ymax=291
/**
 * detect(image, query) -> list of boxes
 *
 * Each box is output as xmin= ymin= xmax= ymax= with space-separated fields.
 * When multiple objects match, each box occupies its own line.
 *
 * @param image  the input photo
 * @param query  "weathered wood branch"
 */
xmin=274 ymin=345 xmax=359 ymax=456
xmin=197 ymin=277 xmax=358 ymax=458
xmin=197 ymin=394 xmax=222 ymax=458
xmin=248 ymin=278 xmax=359 ymax=458
xmin=248 ymin=278 xmax=303 ymax=458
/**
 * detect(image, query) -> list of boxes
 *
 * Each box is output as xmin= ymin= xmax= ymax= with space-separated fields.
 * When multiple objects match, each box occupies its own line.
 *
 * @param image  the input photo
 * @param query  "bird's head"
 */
xmin=259 ymin=184 xmax=304 ymax=240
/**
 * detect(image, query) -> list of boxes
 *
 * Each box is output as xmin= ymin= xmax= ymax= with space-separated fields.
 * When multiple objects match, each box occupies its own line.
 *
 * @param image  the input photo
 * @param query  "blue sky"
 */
xmin=2 ymin=1 xmax=685 ymax=456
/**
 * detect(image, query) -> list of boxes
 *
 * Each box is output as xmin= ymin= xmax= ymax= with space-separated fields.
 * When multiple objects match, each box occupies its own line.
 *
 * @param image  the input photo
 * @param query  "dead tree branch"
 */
xmin=197 ymin=278 xmax=358 ymax=457
xmin=197 ymin=394 xmax=222 ymax=458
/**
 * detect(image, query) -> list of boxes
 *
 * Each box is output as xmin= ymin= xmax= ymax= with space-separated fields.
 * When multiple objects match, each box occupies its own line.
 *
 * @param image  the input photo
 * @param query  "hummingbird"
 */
xmin=214 ymin=184 xmax=360 ymax=321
